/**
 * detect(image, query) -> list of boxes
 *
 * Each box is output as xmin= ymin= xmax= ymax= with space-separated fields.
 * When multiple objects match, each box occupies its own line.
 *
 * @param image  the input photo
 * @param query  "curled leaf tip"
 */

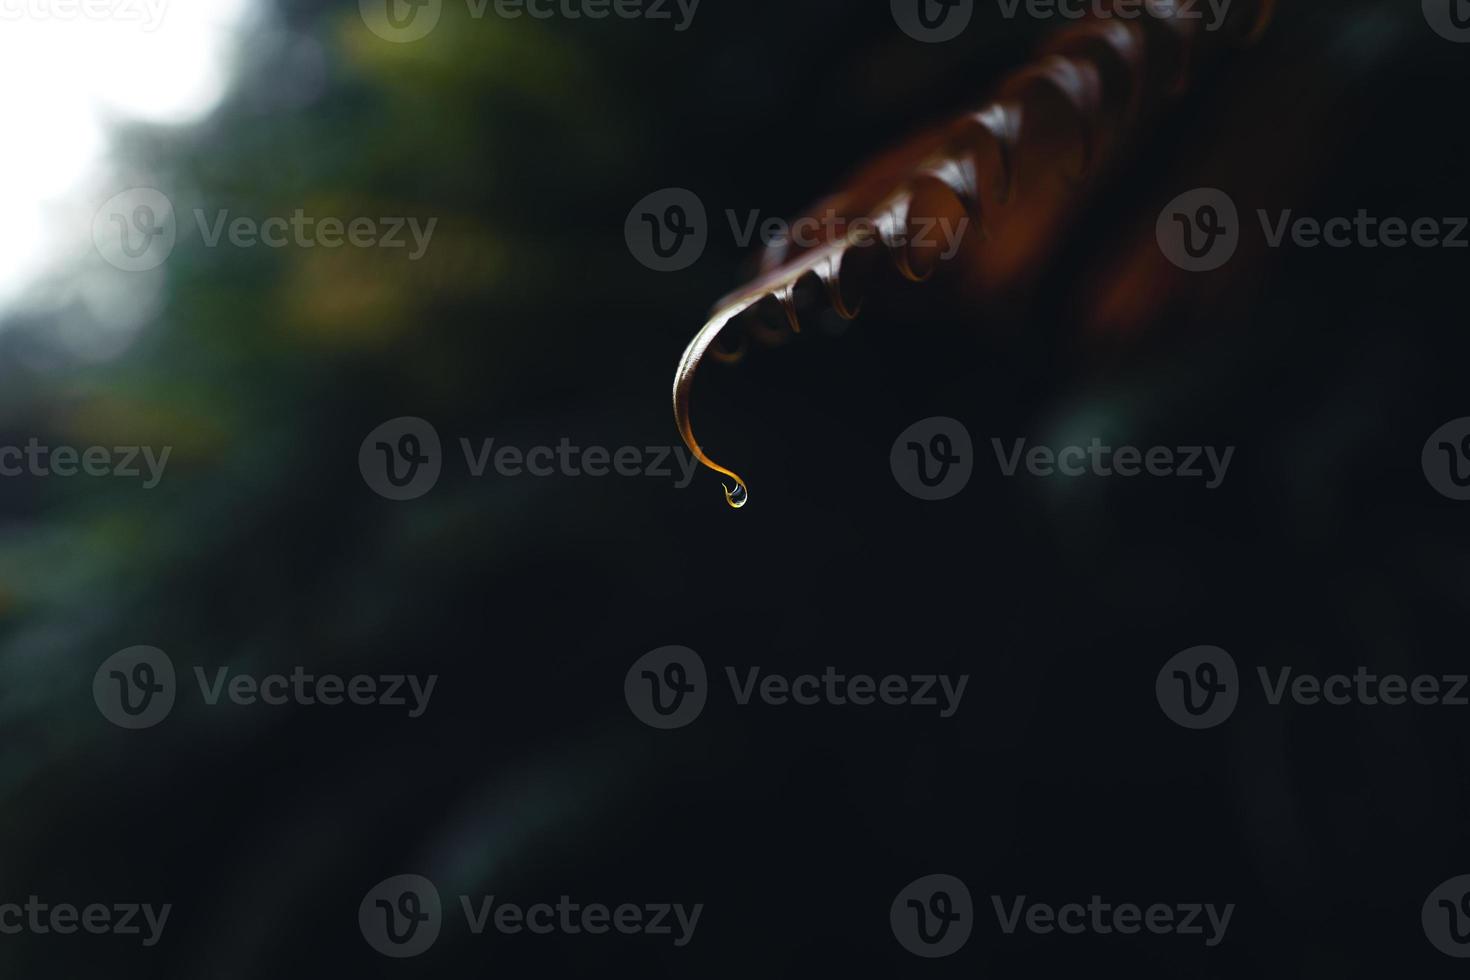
xmin=669 ymin=10 xmax=1272 ymax=510
xmin=673 ymin=303 xmax=755 ymax=510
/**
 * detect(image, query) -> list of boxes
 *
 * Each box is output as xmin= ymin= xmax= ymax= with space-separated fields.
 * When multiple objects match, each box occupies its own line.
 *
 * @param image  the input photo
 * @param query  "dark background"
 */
xmin=2 ymin=0 xmax=1469 ymax=975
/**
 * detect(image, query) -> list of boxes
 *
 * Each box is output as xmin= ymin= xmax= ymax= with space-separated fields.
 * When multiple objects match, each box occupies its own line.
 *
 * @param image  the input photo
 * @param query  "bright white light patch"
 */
xmin=0 ymin=0 xmax=254 ymax=310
